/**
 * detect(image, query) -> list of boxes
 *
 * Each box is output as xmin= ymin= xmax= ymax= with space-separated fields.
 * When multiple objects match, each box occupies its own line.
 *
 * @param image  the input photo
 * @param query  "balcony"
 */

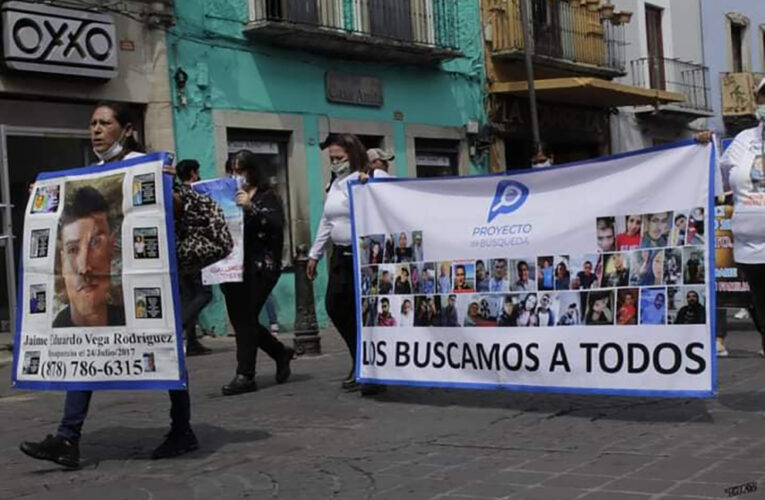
xmin=244 ymin=0 xmax=462 ymax=65
xmin=629 ymin=57 xmax=713 ymax=119
xmin=486 ymin=0 xmax=627 ymax=79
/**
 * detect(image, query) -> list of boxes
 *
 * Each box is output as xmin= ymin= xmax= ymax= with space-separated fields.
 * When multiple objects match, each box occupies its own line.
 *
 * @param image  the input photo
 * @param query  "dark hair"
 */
xmin=584 ymin=260 xmax=593 ymax=266
xmin=381 ymin=298 xmax=390 ymax=305
xmin=230 ymin=150 xmax=272 ymax=191
xmin=176 ymin=159 xmax=200 ymax=182
xmin=327 ymin=134 xmax=367 ymax=172
xmin=517 ymin=260 xmax=528 ymax=272
xmin=597 ymin=217 xmax=615 ymax=232
xmin=675 ymin=214 xmax=687 ymax=222
xmin=456 ymin=265 xmax=466 ymax=274
xmin=60 ymin=186 xmax=111 ymax=232
xmin=93 ymin=101 xmax=143 ymax=153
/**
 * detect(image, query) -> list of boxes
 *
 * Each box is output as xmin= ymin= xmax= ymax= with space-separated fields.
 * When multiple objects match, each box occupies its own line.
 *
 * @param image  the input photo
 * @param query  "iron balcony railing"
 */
xmin=487 ymin=0 xmax=627 ymax=74
xmin=631 ymin=57 xmax=712 ymax=113
xmin=250 ymin=0 xmax=461 ymax=50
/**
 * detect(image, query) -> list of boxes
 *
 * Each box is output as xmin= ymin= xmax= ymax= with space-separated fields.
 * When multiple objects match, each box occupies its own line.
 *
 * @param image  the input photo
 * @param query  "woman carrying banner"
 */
xmin=220 ymin=150 xmax=295 ymax=396
xmin=20 ymin=102 xmax=197 ymax=469
xmin=698 ymin=78 xmax=765 ymax=357
xmin=307 ymin=134 xmax=390 ymax=394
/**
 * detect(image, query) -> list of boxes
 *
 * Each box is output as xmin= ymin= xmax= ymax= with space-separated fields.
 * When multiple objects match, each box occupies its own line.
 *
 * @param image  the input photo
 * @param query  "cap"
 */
xmin=757 ymin=78 xmax=765 ymax=95
xmin=367 ymin=148 xmax=395 ymax=162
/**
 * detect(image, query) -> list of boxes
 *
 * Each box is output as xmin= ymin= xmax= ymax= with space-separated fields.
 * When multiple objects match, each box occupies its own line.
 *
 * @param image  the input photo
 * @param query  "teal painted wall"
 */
xmin=168 ymin=0 xmax=487 ymax=334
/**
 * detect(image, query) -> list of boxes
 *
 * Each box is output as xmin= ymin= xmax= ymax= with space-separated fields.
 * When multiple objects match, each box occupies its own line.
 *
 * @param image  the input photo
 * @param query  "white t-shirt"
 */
xmin=309 ymin=170 xmax=392 ymax=261
xmin=720 ymin=123 xmax=765 ymax=264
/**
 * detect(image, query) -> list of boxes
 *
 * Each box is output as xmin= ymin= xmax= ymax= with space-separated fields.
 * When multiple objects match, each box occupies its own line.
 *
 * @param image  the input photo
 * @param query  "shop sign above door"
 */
xmin=325 ymin=71 xmax=383 ymax=107
xmin=1 ymin=1 xmax=118 ymax=79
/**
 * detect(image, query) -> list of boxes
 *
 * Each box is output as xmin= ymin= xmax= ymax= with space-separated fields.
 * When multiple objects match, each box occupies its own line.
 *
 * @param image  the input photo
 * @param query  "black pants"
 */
xmin=325 ymin=246 xmax=357 ymax=370
xmin=221 ymin=271 xmax=286 ymax=377
xmin=740 ymin=264 xmax=765 ymax=336
xmin=180 ymin=272 xmax=212 ymax=343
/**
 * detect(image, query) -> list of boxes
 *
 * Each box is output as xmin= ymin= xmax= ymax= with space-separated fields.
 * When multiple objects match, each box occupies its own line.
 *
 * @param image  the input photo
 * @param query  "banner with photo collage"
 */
xmin=12 ymin=153 xmax=186 ymax=391
xmin=350 ymin=141 xmax=716 ymax=397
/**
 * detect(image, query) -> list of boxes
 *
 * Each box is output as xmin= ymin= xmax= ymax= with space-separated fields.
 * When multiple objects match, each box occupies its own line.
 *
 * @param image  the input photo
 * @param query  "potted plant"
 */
xmin=614 ymin=10 xmax=633 ymax=24
xmin=600 ymin=1 xmax=614 ymax=20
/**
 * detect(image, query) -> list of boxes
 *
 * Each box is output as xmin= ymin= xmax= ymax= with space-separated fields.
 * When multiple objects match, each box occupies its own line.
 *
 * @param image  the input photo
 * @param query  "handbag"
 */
xmin=175 ymin=185 xmax=233 ymax=272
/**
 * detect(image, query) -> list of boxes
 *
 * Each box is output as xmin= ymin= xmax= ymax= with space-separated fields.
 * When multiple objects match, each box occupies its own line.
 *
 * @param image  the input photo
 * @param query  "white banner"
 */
xmin=12 ymin=153 xmax=185 ymax=391
xmin=350 ymin=142 xmax=716 ymax=397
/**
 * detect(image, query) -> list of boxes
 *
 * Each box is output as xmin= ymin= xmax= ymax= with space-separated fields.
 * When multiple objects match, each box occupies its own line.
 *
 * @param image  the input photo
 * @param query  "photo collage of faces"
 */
xmin=358 ymin=210 xmax=707 ymax=328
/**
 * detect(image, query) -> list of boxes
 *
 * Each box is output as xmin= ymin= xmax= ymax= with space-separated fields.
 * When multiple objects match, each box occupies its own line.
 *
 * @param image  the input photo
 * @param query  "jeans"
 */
xmin=221 ymin=271 xmax=286 ymax=377
xmin=264 ymin=295 xmax=278 ymax=325
xmin=179 ymin=272 xmax=212 ymax=342
xmin=57 ymin=385 xmax=191 ymax=440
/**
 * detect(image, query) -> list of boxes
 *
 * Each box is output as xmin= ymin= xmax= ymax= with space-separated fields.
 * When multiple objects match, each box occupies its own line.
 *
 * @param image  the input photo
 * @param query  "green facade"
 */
xmin=167 ymin=0 xmax=487 ymax=333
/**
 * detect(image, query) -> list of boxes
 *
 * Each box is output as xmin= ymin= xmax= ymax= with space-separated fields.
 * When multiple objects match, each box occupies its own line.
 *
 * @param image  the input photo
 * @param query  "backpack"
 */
xmin=174 ymin=185 xmax=233 ymax=272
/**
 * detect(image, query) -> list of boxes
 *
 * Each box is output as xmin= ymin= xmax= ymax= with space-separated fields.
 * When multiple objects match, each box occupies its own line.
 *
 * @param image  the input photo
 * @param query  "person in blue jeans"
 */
xmin=19 ymin=102 xmax=197 ymax=468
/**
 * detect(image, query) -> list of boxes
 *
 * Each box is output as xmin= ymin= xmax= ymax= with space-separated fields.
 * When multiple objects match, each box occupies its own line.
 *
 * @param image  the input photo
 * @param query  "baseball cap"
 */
xmin=367 ymin=148 xmax=395 ymax=162
xmin=757 ymin=77 xmax=765 ymax=95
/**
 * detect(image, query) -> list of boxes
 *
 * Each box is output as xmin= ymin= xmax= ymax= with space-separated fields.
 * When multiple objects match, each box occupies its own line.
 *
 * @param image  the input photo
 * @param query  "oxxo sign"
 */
xmin=1 ymin=1 xmax=118 ymax=79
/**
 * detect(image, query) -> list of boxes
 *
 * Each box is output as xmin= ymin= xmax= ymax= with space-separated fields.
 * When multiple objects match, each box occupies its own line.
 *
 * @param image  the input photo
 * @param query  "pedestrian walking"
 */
xmin=220 ymin=150 xmax=295 ymax=396
xmin=307 ymin=134 xmax=389 ymax=394
xmin=176 ymin=159 xmax=213 ymax=356
xmin=20 ymin=101 xmax=198 ymax=468
xmin=367 ymin=148 xmax=394 ymax=173
xmin=698 ymin=78 xmax=765 ymax=356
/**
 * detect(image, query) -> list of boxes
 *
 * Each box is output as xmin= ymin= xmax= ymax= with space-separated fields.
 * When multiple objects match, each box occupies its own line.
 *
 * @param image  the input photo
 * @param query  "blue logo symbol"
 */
xmin=487 ymin=180 xmax=529 ymax=223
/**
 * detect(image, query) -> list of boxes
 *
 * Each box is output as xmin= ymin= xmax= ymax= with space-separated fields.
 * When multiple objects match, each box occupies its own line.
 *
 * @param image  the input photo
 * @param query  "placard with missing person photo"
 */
xmin=12 ymin=153 xmax=185 ymax=392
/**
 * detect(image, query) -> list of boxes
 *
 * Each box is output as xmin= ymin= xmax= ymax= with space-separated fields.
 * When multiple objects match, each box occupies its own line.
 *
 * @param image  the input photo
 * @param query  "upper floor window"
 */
xmin=726 ymin=13 xmax=750 ymax=73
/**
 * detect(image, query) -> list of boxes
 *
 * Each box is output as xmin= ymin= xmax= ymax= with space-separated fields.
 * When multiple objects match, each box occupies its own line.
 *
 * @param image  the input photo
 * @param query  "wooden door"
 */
xmin=369 ymin=0 xmax=413 ymax=41
xmin=645 ymin=5 xmax=666 ymax=90
xmin=285 ymin=0 xmax=319 ymax=24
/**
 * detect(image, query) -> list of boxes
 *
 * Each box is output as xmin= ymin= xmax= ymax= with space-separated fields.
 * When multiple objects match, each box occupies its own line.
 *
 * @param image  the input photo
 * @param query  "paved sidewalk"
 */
xmin=1 ymin=324 xmax=765 ymax=500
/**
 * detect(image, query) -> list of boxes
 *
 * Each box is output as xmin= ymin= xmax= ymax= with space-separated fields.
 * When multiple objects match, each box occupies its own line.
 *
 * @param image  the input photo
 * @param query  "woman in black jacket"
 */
xmin=221 ymin=150 xmax=295 ymax=395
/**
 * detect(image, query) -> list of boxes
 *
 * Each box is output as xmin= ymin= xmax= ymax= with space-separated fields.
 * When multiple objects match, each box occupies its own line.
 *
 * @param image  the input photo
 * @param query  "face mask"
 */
xmin=756 ymin=104 xmax=765 ymax=122
xmin=94 ymin=134 xmax=125 ymax=163
xmin=331 ymin=161 xmax=351 ymax=178
xmin=533 ymin=159 xmax=552 ymax=168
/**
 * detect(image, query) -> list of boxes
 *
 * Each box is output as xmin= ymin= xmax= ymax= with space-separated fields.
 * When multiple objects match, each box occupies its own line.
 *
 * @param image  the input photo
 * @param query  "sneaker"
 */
xmin=151 ymin=428 xmax=199 ymax=459
xmin=186 ymin=341 xmax=212 ymax=357
xmin=221 ymin=374 xmax=258 ymax=396
xmin=275 ymin=347 xmax=295 ymax=384
xmin=735 ymin=308 xmax=750 ymax=320
xmin=716 ymin=337 xmax=729 ymax=357
xmin=270 ymin=323 xmax=280 ymax=334
xmin=341 ymin=369 xmax=357 ymax=390
xmin=19 ymin=434 xmax=79 ymax=468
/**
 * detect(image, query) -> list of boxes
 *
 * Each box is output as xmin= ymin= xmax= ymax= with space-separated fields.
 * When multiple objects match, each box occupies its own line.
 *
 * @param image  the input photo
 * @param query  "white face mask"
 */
xmin=331 ymin=161 xmax=351 ymax=178
xmin=533 ymin=159 xmax=553 ymax=168
xmin=94 ymin=134 xmax=125 ymax=163
xmin=756 ymin=104 xmax=765 ymax=122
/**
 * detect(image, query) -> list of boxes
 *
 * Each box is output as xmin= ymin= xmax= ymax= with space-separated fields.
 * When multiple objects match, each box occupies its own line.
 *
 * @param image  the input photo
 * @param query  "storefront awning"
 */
xmin=489 ymin=77 xmax=685 ymax=108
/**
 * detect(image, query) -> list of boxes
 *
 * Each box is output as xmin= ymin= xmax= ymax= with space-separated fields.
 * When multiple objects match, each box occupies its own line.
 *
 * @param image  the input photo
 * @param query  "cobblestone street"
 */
xmin=2 ymin=322 xmax=765 ymax=500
